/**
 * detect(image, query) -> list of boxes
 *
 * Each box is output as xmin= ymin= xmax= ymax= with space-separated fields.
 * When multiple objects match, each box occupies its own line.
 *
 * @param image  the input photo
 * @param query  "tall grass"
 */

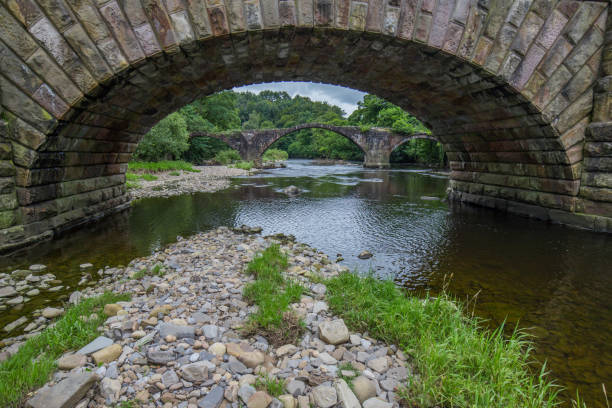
xmin=243 ymin=245 xmax=304 ymax=345
xmin=325 ymin=273 xmax=564 ymax=408
xmin=128 ymin=160 xmax=199 ymax=173
xmin=0 ymin=292 xmax=130 ymax=407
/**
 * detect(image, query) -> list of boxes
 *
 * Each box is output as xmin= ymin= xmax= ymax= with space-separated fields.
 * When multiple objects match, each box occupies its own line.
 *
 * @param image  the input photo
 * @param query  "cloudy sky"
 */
xmin=233 ymin=82 xmax=366 ymax=115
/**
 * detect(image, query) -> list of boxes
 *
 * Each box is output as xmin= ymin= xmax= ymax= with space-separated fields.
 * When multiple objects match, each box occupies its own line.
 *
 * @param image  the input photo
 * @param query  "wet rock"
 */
xmin=4 ymin=316 xmax=27 ymax=332
xmin=78 ymin=336 xmax=113 ymax=355
xmin=29 ymin=264 xmax=46 ymax=272
xmin=57 ymin=353 xmax=87 ymax=370
xmin=312 ymin=385 xmax=337 ymax=408
xmin=0 ymin=286 xmax=17 ymax=297
xmin=80 ymin=263 xmax=93 ymax=270
xmin=26 ymin=289 xmax=40 ymax=296
xmin=42 ymin=307 xmax=64 ymax=319
xmin=92 ymin=344 xmax=122 ymax=364
xmin=358 ymin=251 xmax=372 ymax=260
xmin=26 ymin=371 xmax=97 ymax=408
xmin=198 ymin=385 xmax=225 ymax=408
xmin=7 ymin=296 xmax=24 ymax=305
xmin=283 ymin=185 xmax=301 ymax=196
xmin=352 ymin=376 xmax=376 ymax=403
xmin=318 ymin=319 xmax=350 ymax=345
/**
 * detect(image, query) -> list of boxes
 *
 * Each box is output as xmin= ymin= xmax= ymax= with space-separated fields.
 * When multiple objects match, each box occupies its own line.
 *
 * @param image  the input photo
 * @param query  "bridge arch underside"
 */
xmin=0 ymin=0 xmax=611 ymax=250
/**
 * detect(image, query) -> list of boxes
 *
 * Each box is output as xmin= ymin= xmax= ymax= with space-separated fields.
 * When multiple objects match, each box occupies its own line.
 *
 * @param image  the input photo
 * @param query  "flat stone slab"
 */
xmin=159 ymin=322 xmax=195 ymax=339
xmin=26 ymin=371 xmax=98 ymax=408
xmin=77 ymin=336 xmax=113 ymax=355
xmin=198 ymin=385 xmax=225 ymax=408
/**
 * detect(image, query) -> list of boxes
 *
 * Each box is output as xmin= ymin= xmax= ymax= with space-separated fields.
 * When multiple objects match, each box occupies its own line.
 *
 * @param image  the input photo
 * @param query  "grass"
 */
xmin=242 ymin=245 xmax=305 ymax=346
xmin=127 ymin=172 xmax=158 ymax=182
xmin=169 ymin=171 xmax=181 ymax=176
xmin=338 ymin=362 xmax=358 ymax=388
xmin=128 ymin=160 xmax=199 ymax=173
xmin=214 ymin=149 xmax=241 ymax=165
xmin=262 ymin=148 xmax=288 ymax=162
xmin=233 ymin=160 xmax=253 ymax=170
xmin=325 ymin=272 xmax=566 ymax=408
xmin=130 ymin=264 xmax=164 ymax=279
xmin=0 ymin=292 xmax=130 ymax=407
xmin=255 ymin=374 xmax=286 ymax=397
xmin=126 ymin=181 xmax=140 ymax=190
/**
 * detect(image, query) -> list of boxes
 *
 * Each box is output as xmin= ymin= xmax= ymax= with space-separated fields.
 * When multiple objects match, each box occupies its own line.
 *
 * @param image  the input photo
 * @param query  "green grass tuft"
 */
xmin=0 ymin=292 xmax=130 ymax=407
xmin=126 ymin=181 xmax=140 ymax=190
xmin=325 ymin=272 xmax=564 ymax=408
xmin=233 ymin=161 xmax=253 ymax=170
xmin=169 ymin=171 xmax=181 ymax=176
xmin=243 ymin=245 xmax=304 ymax=346
xmin=255 ymin=374 xmax=286 ymax=397
xmin=128 ymin=160 xmax=199 ymax=173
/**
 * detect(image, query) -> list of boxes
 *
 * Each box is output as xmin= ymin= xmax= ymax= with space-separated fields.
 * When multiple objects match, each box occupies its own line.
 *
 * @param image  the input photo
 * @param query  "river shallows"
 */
xmin=1 ymin=160 xmax=610 ymax=406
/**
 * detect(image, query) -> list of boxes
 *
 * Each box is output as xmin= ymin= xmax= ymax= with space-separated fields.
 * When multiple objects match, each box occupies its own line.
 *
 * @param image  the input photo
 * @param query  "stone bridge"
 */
xmin=192 ymin=123 xmax=434 ymax=167
xmin=0 ymin=0 xmax=612 ymax=251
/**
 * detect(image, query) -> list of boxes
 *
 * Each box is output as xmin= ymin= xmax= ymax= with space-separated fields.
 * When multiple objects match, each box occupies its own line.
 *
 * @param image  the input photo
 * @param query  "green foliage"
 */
xmin=132 ymin=89 xmax=440 ymax=166
xmin=255 ymin=374 xmax=286 ymax=397
xmin=134 ymin=112 xmax=189 ymax=162
xmin=0 ymin=292 xmax=130 ymax=407
xmin=128 ymin=160 xmax=198 ymax=173
xmin=214 ymin=149 xmax=241 ymax=165
xmin=126 ymin=181 xmax=140 ymax=190
xmin=262 ymin=148 xmax=289 ymax=162
xmin=233 ymin=161 xmax=253 ymax=170
xmin=169 ymin=171 xmax=181 ymax=176
xmin=243 ymin=245 xmax=304 ymax=345
xmin=325 ymin=272 xmax=564 ymax=408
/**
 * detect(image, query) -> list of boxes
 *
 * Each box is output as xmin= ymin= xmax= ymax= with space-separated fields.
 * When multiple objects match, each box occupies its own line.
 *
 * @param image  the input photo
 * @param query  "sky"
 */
xmin=233 ymin=82 xmax=366 ymax=115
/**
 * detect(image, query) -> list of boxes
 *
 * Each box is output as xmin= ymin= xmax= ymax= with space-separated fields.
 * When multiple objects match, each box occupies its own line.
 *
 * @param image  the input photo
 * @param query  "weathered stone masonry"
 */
xmin=194 ymin=123 xmax=434 ymax=167
xmin=0 ymin=0 xmax=611 ymax=251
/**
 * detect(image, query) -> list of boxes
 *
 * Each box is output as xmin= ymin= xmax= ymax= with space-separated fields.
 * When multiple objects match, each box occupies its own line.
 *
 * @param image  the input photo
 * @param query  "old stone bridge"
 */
xmin=192 ymin=123 xmax=434 ymax=167
xmin=0 ymin=0 xmax=612 ymax=252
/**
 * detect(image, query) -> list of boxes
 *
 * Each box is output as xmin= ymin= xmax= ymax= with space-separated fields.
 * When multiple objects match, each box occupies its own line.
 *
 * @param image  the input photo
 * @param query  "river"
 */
xmin=1 ymin=159 xmax=610 ymax=406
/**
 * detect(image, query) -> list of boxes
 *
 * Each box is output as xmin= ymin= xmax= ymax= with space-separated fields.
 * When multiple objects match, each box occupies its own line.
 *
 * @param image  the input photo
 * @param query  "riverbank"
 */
xmin=0 ymin=227 xmax=567 ymax=408
xmin=128 ymin=165 xmax=249 ymax=200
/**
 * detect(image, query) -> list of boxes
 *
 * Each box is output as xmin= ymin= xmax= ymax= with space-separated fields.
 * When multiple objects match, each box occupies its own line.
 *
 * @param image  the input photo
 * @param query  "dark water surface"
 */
xmin=1 ymin=160 xmax=610 ymax=406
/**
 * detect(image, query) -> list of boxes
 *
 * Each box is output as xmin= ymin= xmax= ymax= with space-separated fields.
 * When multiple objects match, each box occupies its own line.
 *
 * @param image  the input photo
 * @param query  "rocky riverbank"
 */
xmin=6 ymin=227 xmax=409 ymax=408
xmin=129 ymin=166 xmax=249 ymax=200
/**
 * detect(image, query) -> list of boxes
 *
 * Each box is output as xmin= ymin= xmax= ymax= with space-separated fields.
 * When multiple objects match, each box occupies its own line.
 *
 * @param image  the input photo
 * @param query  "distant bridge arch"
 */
xmin=192 ymin=123 xmax=434 ymax=167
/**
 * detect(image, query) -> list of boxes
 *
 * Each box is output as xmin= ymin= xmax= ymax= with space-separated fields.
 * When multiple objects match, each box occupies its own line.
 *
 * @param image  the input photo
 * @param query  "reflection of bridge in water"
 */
xmin=191 ymin=123 xmax=435 ymax=168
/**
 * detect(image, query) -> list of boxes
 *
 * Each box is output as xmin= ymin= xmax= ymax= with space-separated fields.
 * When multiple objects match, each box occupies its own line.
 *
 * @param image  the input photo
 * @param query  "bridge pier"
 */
xmin=363 ymin=151 xmax=392 ymax=168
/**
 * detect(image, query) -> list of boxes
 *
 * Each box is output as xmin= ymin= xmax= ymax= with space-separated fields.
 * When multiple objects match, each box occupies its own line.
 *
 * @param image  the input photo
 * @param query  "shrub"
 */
xmin=214 ymin=149 xmax=241 ymax=165
xmin=262 ymin=148 xmax=289 ymax=162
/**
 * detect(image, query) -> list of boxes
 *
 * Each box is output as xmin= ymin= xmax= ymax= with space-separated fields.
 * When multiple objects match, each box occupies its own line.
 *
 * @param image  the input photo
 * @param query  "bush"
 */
xmin=214 ymin=149 xmax=241 ymax=165
xmin=262 ymin=148 xmax=289 ymax=162
xmin=234 ymin=161 xmax=253 ymax=170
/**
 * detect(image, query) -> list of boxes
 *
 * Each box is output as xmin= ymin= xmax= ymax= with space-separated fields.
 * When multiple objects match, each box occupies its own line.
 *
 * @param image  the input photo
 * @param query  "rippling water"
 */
xmin=1 ymin=160 xmax=610 ymax=406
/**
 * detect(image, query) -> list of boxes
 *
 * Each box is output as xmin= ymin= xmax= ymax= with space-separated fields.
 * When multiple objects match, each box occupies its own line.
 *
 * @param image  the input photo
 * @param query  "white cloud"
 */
xmin=233 ymin=82 xmax=366 ymax=115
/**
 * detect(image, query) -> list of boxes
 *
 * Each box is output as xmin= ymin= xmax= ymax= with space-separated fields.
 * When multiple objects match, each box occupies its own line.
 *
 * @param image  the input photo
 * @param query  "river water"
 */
xmin=1 ymin=160 xmax=611 ymax=406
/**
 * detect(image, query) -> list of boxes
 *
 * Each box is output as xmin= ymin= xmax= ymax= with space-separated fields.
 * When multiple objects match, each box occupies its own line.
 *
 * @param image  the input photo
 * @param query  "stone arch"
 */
xmin=0 ymin=0 xmax=611 ymax=250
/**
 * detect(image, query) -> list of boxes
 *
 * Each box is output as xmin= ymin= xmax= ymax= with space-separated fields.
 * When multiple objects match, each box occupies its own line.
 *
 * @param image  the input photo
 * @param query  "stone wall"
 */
xmin=0 ymin=0 xmax=611 ymax=251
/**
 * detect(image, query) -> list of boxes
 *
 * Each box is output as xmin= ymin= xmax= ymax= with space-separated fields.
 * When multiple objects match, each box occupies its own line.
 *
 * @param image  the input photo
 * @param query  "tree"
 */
xmin=133 ymin=112 xmax=189 ymax=161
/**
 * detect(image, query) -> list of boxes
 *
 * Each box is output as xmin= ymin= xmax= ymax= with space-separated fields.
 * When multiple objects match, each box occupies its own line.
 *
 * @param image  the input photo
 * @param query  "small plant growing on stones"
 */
xmin=338 ymin=362 xmax=357 ymax=389
xmin=255 ymin=374 xmax=286 ymax=397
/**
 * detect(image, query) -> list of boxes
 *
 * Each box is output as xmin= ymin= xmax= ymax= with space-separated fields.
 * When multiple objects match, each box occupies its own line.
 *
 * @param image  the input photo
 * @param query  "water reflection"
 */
xmin=0 ymin=160 xmax=610 ymax=406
